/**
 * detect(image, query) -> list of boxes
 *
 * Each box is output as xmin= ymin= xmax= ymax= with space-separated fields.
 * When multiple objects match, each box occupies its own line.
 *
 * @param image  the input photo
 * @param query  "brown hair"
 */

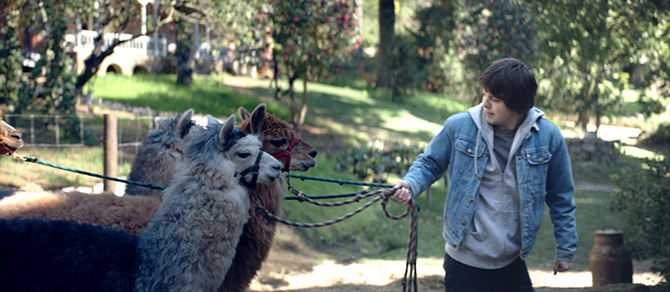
xmin=478 ymin=58 xmax=537 ymax=114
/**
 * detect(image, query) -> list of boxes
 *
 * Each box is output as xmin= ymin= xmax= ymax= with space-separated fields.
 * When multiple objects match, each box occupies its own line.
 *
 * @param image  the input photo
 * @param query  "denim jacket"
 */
xmin=403 ymin=107 xmax=578 ymax=262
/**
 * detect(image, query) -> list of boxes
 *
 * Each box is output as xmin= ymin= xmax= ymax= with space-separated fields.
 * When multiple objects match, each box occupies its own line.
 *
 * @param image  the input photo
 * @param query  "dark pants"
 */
xmin=443 ymin=254 xmax=534 ymax=292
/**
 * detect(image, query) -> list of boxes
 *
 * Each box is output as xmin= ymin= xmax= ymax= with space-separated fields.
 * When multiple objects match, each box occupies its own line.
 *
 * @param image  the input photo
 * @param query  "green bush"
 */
xmin=335 ymin=141 xmax=423 ymax=184
xmin=609 ymin=157 xmax=670 ymax=281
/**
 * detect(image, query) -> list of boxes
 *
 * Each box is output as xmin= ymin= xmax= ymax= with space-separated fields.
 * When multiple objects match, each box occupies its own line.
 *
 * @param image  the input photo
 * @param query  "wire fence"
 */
xmin=4 ymin=113 xmax=158 ymax=164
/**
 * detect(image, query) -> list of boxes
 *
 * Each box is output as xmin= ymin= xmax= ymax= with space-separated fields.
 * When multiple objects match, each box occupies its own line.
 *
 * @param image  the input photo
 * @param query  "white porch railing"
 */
xmin=65 ymin=30 xmax=169 ymax=57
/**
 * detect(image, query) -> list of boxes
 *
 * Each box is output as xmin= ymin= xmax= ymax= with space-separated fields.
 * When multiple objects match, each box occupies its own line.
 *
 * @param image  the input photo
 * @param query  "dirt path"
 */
xmin=247 ymin=227 xmax=663 ymax=292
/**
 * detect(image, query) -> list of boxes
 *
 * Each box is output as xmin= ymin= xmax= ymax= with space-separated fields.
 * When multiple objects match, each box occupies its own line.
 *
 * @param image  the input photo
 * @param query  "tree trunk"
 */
xmin=377 ymin=0 xmax=395 ymax=89
xmin=176 ymin=20 xmax=194 ymax=87
xmin=298 ymin=77 xmax=308 ymax=128
xmin=577 ymin=109 xmax=590 ymax=134
xmin=594 ymin=94 xmax=600 ymax=137
xmin=272 ymin=50 xmax=282 ymax=100
xmin=288 ymin=79 xmax=297 ymax=124
xmin=355 ymin=0 xmax=364 ymax=57
xmin=75 ymin=46 xmax=114 ymax=92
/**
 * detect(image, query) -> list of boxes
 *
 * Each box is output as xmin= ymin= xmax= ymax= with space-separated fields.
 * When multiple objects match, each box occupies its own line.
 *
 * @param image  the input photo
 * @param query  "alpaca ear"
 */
xmin=219 ymin=114 xmax=236 ymax=146
xmin=176 ymin=108 xmax=194 ymax=138
xmin=206 ymin=115 xmax=221 ymax=128
xmin=249 ymin=103 xmax=266 ymax=134
xmin=238 ymin=106 xmax=251 ymax=121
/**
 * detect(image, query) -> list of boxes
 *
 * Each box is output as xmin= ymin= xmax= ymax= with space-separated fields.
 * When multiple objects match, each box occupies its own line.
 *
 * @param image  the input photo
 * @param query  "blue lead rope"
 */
xmin=286 ymin=174 xmax=393 ymax=188
xmin=10 ymin=155 xmax=402 ymax=203
xmin=13 ymin=155 xmax=166 ymax=190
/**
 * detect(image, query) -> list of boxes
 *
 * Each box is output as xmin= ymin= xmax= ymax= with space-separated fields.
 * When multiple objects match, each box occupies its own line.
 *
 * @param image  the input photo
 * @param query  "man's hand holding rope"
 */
xmin=392 ymin=180 xmax=414 ymax=205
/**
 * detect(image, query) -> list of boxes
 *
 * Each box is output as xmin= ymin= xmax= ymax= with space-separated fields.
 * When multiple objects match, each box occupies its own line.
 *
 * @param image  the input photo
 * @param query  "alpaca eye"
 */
xmin=237 ymin=152 xmax=251 ymax=158
xmin=270 ymin=138 xmax=286 ymax=147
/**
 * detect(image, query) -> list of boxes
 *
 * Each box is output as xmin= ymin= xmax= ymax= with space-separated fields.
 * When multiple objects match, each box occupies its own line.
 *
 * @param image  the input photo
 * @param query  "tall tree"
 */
xmin=0 ymin=0 xmax=79 ymax=115
xmin=455 ymin=0 xmax=539 ymax=104
xmin=175 ymin=20 xmax=195 ymax=86
xmin=376 ymin=0 xmax=394 ymax=89
xmin=172 ymin=2 xmax=207 ymax=87
xmin=0 ymin=2 xmax=25 ymax=108
xmin=38 ymin=7 xmax=77 ymax=115
xmin=532 ymin=0 xmax=670 ymax=133
xmin=267 ymin=0 xmax=361 ymax=127
xmin=407 ymin=0 xmax=457 ymax=93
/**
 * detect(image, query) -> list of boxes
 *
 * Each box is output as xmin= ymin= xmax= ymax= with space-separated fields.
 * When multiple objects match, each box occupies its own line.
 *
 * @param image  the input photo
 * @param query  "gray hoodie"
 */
xmin=446 ymin=104 xmax=545 ymax=269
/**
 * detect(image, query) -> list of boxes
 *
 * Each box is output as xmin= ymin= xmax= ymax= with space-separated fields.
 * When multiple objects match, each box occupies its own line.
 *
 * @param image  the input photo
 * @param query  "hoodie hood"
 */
xmin=468 ymin=104 xmax=545 ymax=138
xmin=468 ymin=103 xmax=545 ymax=176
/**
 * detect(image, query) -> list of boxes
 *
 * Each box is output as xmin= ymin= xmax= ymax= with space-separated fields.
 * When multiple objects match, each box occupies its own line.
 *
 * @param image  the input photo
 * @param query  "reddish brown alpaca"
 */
xmin=218 ymin=108 xmax=318 ymax=292
xmin=0 ymin=110 xmax=23 ymax=155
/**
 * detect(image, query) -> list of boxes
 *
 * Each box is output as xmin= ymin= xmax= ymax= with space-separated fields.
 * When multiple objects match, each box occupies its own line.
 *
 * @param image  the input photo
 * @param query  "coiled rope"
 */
xmin=260 ymin=174 xmax=419 ymax=292
xmin=257 ymin=188 xmax=402 ymax=228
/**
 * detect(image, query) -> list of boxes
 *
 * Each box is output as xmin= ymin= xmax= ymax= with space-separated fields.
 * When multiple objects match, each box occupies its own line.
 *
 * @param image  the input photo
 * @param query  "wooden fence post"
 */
xmin=103 ymin=114 xmax=118 ymax=193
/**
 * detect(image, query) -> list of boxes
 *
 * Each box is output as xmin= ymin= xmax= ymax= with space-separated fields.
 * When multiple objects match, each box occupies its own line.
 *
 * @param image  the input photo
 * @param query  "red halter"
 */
xmin=273 ymin=133 xmax=301 ymax=172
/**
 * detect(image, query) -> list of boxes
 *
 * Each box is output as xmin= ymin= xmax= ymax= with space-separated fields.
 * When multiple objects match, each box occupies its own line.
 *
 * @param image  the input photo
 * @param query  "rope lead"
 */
xmin=260 ymin=186 xmax=419 ymax=292
xmin=9 ymin=154 xmax=166 ymax=190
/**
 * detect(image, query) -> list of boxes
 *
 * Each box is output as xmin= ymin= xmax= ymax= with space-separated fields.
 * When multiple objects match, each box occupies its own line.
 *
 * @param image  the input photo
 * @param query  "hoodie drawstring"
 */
xmin=474 ymin=129 xmax=481 ymax=179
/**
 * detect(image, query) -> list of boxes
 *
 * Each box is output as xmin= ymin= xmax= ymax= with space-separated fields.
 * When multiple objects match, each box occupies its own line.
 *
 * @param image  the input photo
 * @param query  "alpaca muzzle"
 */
xmin=239 ymin=151 xmax=263 ymax=188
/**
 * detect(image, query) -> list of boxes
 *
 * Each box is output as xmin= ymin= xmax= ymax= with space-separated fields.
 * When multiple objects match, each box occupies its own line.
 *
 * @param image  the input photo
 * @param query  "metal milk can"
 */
xmin=589 ymin=226 xmax=633 ymax=287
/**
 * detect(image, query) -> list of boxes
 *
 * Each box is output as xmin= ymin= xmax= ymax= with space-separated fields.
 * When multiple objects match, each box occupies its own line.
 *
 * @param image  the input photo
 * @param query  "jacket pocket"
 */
xmin=525 ymin=150 xmax=552 ymax=166
xmin=521 ymin=148 xmax=552 ymax=189
xmin=453 ymin=137 xmax=487 ymax=176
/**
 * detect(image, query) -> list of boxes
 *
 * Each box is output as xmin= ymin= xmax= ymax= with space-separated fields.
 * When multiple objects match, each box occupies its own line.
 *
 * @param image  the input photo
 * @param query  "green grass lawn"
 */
xmin=3 ymin=73 xmax=660 ymax=274
xmin=86 ymin=73 xmax=291 ymax=120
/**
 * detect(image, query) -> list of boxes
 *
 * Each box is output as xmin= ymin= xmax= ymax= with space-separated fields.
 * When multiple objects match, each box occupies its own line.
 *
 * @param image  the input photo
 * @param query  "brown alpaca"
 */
xmin=217 ymin=107 xmax=318 ymax=292
xmin=0 ymin=191 xmax=158 ymax=236
xmin=125 ymin=109 xmax=196 ymax=197
xmin=0 ymin=110 xmax=23 ymax=155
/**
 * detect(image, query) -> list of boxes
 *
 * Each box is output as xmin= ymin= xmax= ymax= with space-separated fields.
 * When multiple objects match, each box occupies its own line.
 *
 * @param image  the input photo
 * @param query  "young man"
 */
xmin=392 ymin=58 xmax=577 ymax=292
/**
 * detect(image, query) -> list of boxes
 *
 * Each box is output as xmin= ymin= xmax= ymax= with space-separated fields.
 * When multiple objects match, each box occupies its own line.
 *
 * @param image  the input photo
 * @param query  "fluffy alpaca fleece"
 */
xmin=135 ymin=112 xmax=282 ymax=291
xmin=218 ymin=106 xmax=318 ymax=292
xmin=125 ymin=108 xmax=196 ymax=197
xmin=0 ymin=191 xmax=159 ymax=236
xmin=0 ymin=113 xmax=282 ymax=292
xmin=0 ymin=109 xmax=24 ymax=155
xmin=218 ymin=179 xmax=285 ymax=292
